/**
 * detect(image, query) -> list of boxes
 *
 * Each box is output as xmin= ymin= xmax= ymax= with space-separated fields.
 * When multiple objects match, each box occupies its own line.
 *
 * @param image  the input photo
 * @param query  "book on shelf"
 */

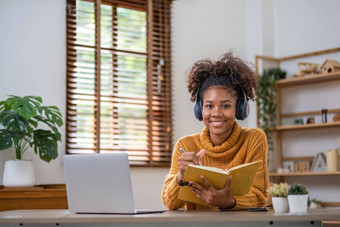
xmin=177 ymin=160 xmax=262 ymax=206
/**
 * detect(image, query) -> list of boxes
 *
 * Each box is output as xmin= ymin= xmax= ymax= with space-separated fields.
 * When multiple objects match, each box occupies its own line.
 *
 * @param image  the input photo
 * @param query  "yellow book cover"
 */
xmin=177 ymin=160 xmax=262 ymax=206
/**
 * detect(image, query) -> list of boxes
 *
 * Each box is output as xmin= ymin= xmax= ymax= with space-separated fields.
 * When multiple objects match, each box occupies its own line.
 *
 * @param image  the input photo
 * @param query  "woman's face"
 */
xmin=202 ymin=86 xmax=237 ymax=145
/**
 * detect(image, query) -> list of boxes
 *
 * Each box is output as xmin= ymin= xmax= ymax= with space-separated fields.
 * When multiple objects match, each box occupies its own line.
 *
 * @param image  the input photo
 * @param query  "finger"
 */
xmin=190 ymin=183 xmax=206 ymax=201
xmin=220 ymin=175 xmax=232 ymax=195
xmin=189 ymin=180 xmax=205 ymax=191
xmin=197 ymin=149 xmax=205 ymax=158
xmin=197 ymin=149 xmax=205 ymax=165
xmin=225 ymin=175 xmax=232 ymax=189
xmin=178 ymin=152 xmax=196 ymax=162
xmin=200 ymin=175 xmax=214 ymax=190
xmin=190 ymin=186 xmax=205 ymax=200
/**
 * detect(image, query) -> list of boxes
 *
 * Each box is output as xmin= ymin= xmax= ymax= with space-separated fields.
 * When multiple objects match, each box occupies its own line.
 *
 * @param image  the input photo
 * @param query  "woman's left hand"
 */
xmin=189 ymin=175 xmax=235 ymax=209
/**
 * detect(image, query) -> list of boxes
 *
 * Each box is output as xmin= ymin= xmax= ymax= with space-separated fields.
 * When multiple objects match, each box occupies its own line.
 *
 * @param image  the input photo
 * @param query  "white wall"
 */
xmin=0 ymin=0 xmax=66 ymax=183
xmin=171 ymin=0 xmax=249 ymax=143
xmin=0 ymin=0 xmax=340 ymax=209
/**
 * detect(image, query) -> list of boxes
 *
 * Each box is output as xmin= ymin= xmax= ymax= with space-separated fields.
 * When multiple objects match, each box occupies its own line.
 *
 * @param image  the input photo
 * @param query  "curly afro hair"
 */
xmin=187 ymin=51 xmax=258 ymax=102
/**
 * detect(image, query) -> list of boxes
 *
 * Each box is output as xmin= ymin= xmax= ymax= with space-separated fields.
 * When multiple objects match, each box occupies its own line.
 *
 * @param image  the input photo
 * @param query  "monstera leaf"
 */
xmin=33 ymin=130 xmax=59 ymax=163
xmin=6 ymin=95 xmax=42 ymax=119
xmin=34 ymin=115 xmax=62 ymax=141
xmin=0 ymin=110 xmax=29 ymax=132
xmin=39 ymin=106 xmax=63 ymax=127
xmin=0 ymin=130 xmax=13 ymax=150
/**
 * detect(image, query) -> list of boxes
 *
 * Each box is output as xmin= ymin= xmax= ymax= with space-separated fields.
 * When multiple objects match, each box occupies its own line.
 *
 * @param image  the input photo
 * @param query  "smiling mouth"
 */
xmin=210 ymin=121 xmax=226 ymax=127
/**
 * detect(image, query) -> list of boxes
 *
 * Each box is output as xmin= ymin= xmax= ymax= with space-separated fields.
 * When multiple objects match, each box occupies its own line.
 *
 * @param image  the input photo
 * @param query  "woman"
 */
xmin=162 ymin=52 xmax=269 ymax=210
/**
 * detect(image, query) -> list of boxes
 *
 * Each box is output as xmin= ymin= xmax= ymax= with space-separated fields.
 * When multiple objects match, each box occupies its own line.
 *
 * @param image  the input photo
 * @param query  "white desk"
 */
xmin=0 ymin=209 xmax=339 ymax=227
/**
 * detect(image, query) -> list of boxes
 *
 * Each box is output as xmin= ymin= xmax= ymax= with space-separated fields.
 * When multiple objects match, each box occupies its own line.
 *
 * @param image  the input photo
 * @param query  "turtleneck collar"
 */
xmin=199 ymin=122 xmax=242 ymax=154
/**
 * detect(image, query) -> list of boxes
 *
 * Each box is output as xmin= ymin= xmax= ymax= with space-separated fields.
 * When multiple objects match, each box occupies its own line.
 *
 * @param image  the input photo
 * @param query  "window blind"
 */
xmin=66 ymin=0 xmax=172 ymax=166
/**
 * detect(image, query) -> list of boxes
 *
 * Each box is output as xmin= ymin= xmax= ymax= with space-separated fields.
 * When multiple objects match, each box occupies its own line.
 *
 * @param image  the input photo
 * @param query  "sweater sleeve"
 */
xmin=230 ymin=129 xmax=269 ymax=210
xmin=161 ymin=141 xmax=186 ymax=210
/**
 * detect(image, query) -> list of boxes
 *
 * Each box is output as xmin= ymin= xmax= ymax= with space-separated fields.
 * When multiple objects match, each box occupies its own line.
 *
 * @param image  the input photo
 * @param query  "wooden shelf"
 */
xmin=275 ymin=121 xmax=340 ymax=131
xmin=276 ymin=71 xmax=340 ymax=87
xmin=269 ymin=171 xmax=340 ymax=177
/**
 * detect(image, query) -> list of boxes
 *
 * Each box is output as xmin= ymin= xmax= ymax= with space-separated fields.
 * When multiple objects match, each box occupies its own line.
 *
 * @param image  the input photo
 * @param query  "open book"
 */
xmin=177 ymin=160 xmax=262 ymax=206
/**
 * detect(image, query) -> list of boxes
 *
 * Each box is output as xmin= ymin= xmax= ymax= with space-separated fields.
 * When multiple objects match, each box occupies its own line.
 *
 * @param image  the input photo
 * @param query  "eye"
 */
xmin=205 ymin=104 xmax=213 ymax=109
xmin=222 ymin=104 xmax=230 ymax=109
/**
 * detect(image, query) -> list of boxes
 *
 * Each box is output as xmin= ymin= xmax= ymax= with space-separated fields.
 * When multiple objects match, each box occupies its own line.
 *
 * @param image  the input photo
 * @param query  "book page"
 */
xmin=188 ymin=164 xmax=228 ymax=174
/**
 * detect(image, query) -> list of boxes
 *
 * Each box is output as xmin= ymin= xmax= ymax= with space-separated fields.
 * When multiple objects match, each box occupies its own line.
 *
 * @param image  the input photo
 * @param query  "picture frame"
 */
xmin=282 ymin=161 xmax=294 ymax=173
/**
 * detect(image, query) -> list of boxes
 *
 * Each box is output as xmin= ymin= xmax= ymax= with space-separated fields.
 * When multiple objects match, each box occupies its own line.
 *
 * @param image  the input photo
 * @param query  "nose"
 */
xmin=212 ymin=106 xmax=222 ymax=116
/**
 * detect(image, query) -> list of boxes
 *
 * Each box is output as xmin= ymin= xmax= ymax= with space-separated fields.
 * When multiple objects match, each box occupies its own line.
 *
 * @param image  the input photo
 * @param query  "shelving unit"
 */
xmin=256 ymin=47 xmax=340 ymax=207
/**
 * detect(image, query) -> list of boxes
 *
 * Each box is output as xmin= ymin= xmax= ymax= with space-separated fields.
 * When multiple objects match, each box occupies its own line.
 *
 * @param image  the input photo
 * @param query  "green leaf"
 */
xmin=33 ymin=130 xmax=59 ymax=163
xmin=0 ymin=110 xmax=30 ymax=132
xmin=34 ymin=115 xmax=62 ymax=141
xmin=39 ymin=106 xmax=63 ymax=127
xmin=6 ymin=95 xmax=42 ymax=119
xmin=256 ymin=67 xmax=286 ymax=155
xmin=0 ymin=101 xmax=11 ymax=112
xmin=0 ymin=130 xmax=13 ymax=150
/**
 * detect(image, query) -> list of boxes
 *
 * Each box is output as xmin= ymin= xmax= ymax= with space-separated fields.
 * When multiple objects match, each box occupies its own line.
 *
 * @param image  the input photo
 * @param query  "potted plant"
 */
xmin=0 ymin=95 xmax=63 ymax=187
xmin=309 ymin=198 xmax=322 ymax=209
xmin=267 ymin=182 xmax=289 ymax=213
xmin=287 ymin=183 xmax=309 ymax=213
xmin=256 ymin=68 xmax=286 ymax=164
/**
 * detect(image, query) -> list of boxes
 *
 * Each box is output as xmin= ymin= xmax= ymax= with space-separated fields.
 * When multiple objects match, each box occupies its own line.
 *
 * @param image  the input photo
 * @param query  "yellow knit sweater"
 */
xmin=162 ymin=122 xmax=269 ymax=210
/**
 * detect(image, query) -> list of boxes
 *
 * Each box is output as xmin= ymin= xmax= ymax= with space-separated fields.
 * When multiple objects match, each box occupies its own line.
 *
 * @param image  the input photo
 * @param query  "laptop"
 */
xmin=63 ymin=153 xmax=165 ymax=214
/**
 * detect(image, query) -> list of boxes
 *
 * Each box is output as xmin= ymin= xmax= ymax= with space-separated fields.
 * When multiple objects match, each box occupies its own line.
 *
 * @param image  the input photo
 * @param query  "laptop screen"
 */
xmin=63 ymin=153 xmax=136 ymax=214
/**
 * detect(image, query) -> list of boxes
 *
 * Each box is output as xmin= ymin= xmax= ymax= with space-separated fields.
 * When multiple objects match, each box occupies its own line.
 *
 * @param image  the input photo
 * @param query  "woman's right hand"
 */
xmin=177 ymin=149 xmax=205 ymax=183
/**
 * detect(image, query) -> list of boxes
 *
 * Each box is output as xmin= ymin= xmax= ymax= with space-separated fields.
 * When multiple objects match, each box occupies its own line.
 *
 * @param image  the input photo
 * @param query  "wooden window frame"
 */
xmin=66 ymin=0 xmax=172 ymax=166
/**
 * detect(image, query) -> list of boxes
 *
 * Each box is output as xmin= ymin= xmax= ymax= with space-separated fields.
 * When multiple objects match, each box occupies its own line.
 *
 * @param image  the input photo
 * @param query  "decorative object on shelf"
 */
xmin=326 ymin=149 xmax=339 ymax=172
xmin=310 ymin=152 xmax=327 ymax=172
xmin=321 ymin=109 xmax=328 ymax=123
xmin=256 ymin=68 xmax=287 ymax=162
xmin=308 ymin=198 xmax=322 ymax=209
xmin=294 ymin=161 xmax=310 ymax=172
xmin=294 ymin=118 xmax=304 ymax=125
xmin=293 ymin=62 xmax=320 ymax=77
xmin=287 ymin=183 xmax=309 ymax=213
xmin=0 ymin=95 xmax=63 ymax=187
xmin=333 ymin=112 xmax=340 ymax=122
xmin=306 ymin=117 xmax=315 ymax=124
xmin=282 ymin=161 xmax=294 ymax=173
xmin=267 ymin=183 xmax=290 ymax=213
xmin=320 ymin=59 xmax=340 ymax=74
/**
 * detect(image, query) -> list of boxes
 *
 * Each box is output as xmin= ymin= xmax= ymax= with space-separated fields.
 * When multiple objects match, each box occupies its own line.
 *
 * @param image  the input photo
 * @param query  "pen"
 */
xmin=178 ymin=147 xmax=202 ymax=166
xmin=178 ymin=147 xmax=186 ymax=153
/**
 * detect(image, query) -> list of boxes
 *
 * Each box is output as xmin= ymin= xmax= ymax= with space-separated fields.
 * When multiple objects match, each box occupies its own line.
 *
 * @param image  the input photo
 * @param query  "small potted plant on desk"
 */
xmin=267 ymin=183 xmax=289 ymax=213
xmin=287 ymin=183 xmax=309 ymax=213
xmin=0 ymin=95 xmax=63 ymax=187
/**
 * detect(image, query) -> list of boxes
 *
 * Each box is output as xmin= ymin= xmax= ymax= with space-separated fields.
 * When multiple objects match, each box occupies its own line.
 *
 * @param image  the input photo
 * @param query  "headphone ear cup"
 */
xmin=194 ymin=92 xmax=203 ymax=121
xmin=236 ymin=98 xmax=249 ymax=120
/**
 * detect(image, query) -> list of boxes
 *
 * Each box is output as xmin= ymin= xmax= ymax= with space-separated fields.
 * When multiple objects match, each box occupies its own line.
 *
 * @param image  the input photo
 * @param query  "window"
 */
xmin=66 ymin=0 xmax=172 ymax=166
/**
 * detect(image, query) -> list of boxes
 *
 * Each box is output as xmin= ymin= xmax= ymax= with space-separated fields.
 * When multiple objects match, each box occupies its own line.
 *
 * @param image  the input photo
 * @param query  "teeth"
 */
xmin=211 ymin=121 xmax=224 ymax=126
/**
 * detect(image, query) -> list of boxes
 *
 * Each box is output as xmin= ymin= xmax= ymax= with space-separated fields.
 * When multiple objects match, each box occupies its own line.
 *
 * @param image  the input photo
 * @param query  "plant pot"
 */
xmin=3 ymin=160 xmax=35 ymax=187
xmin=287 ymin=194 xmax=308 ymax=213
xmin=272 ymin=197 xmax=288 ymax=213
